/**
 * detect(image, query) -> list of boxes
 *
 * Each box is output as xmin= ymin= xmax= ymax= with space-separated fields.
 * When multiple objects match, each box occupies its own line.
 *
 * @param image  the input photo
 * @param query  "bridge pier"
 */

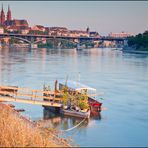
xmin=30 ymin=43 xmax=38 ymax=49
xmin=124 ymin=40 xmax=128 ymax=46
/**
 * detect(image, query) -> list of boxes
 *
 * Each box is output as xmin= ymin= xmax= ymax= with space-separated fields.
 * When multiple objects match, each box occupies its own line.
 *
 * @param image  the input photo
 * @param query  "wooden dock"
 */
xmin=0 ymin=85 xmax=63 ymax=107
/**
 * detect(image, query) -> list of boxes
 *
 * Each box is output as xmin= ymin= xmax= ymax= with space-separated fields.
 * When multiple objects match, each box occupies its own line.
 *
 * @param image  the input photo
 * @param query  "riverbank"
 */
xmin=122 ymin=46 xmax=148 ymax=54
xmin=0 ymin=103 xmax=72 ymax=147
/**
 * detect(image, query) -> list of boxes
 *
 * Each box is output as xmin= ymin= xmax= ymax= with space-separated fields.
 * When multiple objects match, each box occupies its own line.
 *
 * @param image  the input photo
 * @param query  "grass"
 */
xmin=0 ymin=103 xmax=71 ymax=147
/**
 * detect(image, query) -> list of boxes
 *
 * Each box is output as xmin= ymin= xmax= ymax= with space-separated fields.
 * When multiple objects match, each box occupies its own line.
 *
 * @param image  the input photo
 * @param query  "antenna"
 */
xmin=77 ymin=72 xmax=80 ymax=88
xmin=78 ymin=72 xmax=80 ymax=82
xmin=65 ymin=75 xmax=68 ymax=86
xmin=55 ymin=79 xmax=58 ymax=91
xmin=43 ymin=81 xmax=46 ymax=91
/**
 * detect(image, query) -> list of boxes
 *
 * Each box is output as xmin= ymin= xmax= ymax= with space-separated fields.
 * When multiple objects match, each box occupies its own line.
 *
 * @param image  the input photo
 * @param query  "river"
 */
xmin=0 ymin=47 xmax=148 ymax=147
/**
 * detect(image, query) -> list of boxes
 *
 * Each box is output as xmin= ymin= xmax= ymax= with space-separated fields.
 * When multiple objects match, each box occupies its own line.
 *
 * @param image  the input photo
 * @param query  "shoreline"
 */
xmin=122 ymin=46 xmax=148 ymax=54
xmin=0 ymin=102 xmax=72 ymax=147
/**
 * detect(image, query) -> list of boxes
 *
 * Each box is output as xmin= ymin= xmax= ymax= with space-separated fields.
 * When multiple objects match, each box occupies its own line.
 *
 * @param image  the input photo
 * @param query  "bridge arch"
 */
xmin=11 ymin=36 xmax=31 ymax=44
xmin=0 ymin=36 xmax=31 ymax=44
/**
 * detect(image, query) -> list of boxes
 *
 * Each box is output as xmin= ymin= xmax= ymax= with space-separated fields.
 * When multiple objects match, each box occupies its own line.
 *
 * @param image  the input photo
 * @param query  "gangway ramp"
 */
xmin=0 ymin=85 xmax=63 ymax=107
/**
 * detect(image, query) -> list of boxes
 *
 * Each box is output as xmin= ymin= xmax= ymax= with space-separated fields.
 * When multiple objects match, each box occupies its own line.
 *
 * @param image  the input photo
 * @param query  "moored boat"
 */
xmin=60 ymin=108 xmax=90 ymax=119
xmin=58 ymin=80 xmax=103 ymax=114
xmin=43 ymin=80 xmax=103 ymax=119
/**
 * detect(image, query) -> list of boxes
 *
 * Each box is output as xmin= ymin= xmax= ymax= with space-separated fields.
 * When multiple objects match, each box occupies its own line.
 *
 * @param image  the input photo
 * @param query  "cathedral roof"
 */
xmin=4 ymin=19 xmax=29 ymax=27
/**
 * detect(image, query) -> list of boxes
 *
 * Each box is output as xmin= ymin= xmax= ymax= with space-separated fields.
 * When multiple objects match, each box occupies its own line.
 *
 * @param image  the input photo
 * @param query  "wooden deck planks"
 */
xmin=0 ymin=85 xmax=63 ymax=107
xmin=0 ymin=96 xmax=62 ymax=107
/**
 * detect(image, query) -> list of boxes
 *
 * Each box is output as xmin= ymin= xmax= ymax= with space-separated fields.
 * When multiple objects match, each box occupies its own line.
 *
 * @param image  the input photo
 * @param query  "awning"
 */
xmin=58 ymin=80 xmax=96 ymax=92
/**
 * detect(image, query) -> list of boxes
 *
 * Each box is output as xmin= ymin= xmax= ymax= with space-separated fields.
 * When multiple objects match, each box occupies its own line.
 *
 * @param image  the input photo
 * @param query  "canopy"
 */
xmin=58 ymin=80 xmax=96 ymax=92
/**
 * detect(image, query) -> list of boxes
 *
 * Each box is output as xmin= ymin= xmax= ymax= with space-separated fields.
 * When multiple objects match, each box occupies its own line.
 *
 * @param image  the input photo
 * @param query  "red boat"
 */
xmin=88 ymin=97 xmax=102 ymax=112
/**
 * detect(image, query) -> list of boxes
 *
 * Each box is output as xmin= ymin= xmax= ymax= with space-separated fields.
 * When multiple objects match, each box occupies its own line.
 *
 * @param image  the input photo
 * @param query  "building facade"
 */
xmin=108 ymin=32 xmax=133 ymax=38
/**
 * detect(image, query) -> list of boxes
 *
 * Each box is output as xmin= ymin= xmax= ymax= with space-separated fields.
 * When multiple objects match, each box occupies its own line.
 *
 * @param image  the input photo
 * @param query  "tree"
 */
xmin=127 ymin=31 xmax=148 ymax=51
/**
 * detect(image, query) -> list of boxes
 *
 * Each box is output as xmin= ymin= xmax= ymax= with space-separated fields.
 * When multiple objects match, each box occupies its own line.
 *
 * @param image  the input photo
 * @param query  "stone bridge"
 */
xmin=0 ymin=33 xmax=127 ymax=48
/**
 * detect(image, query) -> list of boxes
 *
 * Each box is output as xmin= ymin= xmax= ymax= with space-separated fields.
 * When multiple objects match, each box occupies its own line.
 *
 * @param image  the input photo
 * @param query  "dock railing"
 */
xmin=0 ymin=85 xmax=63 ymax=107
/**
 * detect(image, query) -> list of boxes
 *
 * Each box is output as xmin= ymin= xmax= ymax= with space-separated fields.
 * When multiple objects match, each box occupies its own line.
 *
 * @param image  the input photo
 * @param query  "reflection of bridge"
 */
xmin=0 ymin=33 xmax=127 ymax=48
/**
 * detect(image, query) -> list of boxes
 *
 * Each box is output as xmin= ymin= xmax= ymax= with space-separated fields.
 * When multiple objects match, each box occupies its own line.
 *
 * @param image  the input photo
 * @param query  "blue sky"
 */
xmin=1 ymin=1 xmax=148 ymax=35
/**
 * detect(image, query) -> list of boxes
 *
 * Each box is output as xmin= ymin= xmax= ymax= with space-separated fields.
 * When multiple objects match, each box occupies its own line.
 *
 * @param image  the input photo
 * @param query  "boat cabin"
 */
xmin=58 ymin=80 xmax=98 ymax=97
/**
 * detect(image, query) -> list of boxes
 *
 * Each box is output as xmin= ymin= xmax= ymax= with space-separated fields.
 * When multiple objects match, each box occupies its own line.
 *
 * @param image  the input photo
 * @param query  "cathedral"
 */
xmin=0 ymin=4 xmax=29 ymax=30
xmin=0 ymin=4 xmax=11 ymax=25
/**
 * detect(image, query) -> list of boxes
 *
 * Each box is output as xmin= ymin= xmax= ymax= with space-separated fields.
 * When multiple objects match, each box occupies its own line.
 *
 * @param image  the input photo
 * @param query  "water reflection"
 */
xmin=1 ymin=47 xmax=148 ymax=146
xmin=42 ymin=107 xmax=101 ymax=130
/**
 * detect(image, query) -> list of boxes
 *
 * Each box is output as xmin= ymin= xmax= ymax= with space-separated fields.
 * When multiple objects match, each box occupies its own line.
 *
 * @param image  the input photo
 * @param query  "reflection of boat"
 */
xmin=0 ymin=42 xmax=2 ymax=49
xmin=43 ymin=107 xmax=89 ymax=129
xmin=90 ymin=109 xmax=101 ymax=120
xmin=58 ymin=80 xmax=103 ymax=118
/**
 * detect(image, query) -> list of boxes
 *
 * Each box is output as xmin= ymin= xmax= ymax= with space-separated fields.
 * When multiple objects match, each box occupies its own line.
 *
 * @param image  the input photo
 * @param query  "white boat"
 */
xmin=60 ymin=108 xmax=90 ymax=118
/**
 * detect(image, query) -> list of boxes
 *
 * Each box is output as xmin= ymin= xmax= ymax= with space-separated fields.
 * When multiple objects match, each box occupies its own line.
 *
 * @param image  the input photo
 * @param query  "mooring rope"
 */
xmin=60 ymin=117 xmax=87 ymax=132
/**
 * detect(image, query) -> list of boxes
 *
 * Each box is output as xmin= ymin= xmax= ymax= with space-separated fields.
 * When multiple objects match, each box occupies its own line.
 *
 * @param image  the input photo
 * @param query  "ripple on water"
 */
xmin=0 ymin=47 xmax=148 ymax=147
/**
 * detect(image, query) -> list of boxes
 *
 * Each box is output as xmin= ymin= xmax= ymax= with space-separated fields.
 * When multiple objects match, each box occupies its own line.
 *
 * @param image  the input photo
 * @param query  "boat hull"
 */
xmin=88 ymin=97 xmax=102 ymax=112
xmin=60 ymin=109 xmax=90 ymax=119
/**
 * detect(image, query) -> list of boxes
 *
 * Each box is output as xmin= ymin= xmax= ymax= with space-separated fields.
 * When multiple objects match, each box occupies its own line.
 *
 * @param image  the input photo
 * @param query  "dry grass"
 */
xmin=0 ymin=103 xmax=70 ymax=147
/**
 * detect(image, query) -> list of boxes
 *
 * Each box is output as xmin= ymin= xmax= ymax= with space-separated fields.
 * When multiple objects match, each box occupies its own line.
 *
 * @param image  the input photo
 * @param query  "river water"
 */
xmin=0 ymin=47 xmax=148 ymax=147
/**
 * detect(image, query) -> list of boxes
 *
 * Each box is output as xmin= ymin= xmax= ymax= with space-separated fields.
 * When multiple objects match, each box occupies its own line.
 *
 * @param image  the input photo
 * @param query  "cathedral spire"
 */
xmin=1 ymin=3 xmax=4 ymax=12
xmin=8 ymin=4 xmax=10 ymax=11
xmin=0 ymin=3 xmax=5 ymax=25
xmin=7 ymin=4 xmax=11 ymax=21
xmin=86 ymin=26 xmax=90 ymax=34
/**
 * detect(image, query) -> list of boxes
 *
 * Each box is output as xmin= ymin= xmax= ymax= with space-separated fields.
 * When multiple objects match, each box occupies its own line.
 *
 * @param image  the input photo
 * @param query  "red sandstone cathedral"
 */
xmin=0 ymin=4 xmax=29 ymax=30
xmin=0 ymin=4 xmax=10 ymax=24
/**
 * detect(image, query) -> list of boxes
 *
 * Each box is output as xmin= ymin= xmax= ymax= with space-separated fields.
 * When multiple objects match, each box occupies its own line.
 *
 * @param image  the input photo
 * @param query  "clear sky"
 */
xmin=1 ymin=1 xmax=148 ymax=35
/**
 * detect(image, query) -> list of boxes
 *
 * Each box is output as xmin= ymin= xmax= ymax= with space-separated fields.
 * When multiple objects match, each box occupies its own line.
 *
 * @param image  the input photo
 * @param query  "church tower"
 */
xmin=86 ymin=26 xmax=90 ymax=34
xmin=7 ymin=5 xmax=11 ymax=21
xmin=0 ymin=4 xmax=5 ymax=25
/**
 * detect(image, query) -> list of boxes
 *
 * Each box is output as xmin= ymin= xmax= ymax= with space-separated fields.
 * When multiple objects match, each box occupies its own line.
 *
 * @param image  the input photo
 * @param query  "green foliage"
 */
xmin=84 ymin=42 xmax=95 ymax=48
xmin=38 ymin=39 xmax=76 ymax=49
xmin=62 ymin=92 xmax=68 ymax=106
xmin=77 ymin=94 xmax=89 ymax=110
xmin=9 ymin=37 xmax=22 ymax=44
xmin=128 ymin=31 xmax=148 ymax=51
xmin=61 ymin=87 xmax=89 ymax=110
xmin=62 ymin=86 xmax=69 ymax=106
xmin=38 ymin=42 xmax=53 ymax=48
xmin=78 ymin=100 xmax=89 ymax=110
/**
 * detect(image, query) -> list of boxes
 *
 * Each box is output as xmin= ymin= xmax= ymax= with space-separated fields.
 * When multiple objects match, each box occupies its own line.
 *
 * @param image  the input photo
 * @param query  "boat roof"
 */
xmin=58 ymin=80 xmax=96 ymax=91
